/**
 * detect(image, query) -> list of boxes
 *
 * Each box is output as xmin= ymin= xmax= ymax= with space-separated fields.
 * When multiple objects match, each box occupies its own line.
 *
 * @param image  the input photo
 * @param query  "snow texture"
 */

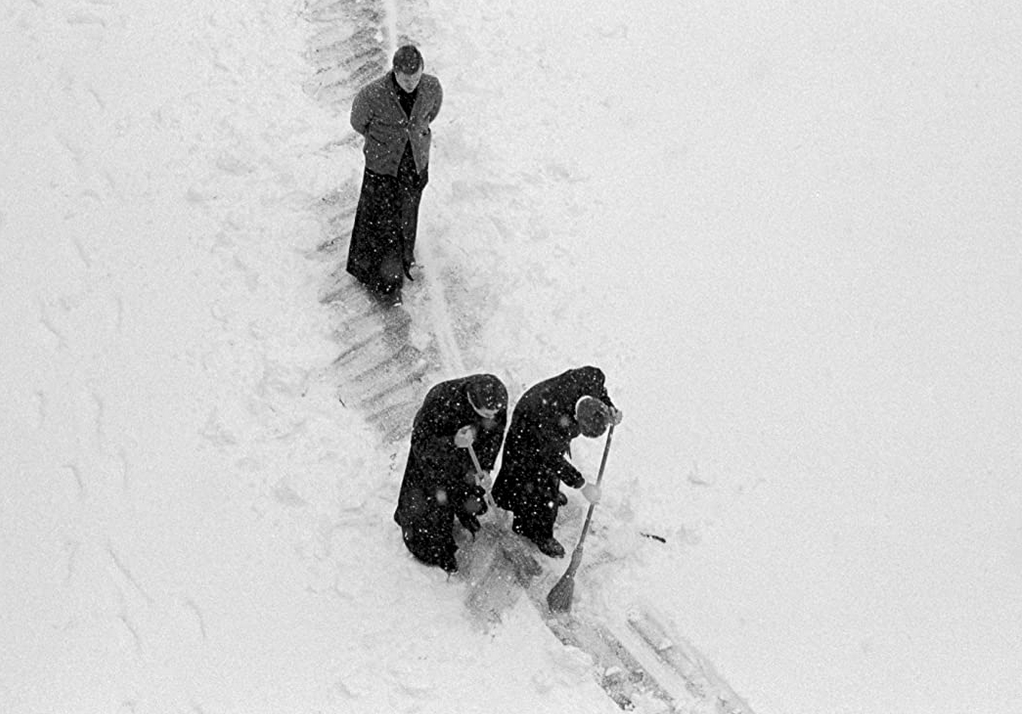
xmin=3 ymin=0 xmax=1021 ymax=713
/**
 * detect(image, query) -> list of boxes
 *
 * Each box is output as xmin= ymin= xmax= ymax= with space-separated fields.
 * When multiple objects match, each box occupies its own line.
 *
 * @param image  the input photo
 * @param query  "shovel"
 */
xmin=546 ymin=423 xmax=615 ymax=613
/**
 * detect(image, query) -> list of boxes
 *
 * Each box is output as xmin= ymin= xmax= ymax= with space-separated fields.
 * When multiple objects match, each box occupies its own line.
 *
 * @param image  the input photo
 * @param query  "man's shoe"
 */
xmin=535 ymin=537 xmax=565 ymax=559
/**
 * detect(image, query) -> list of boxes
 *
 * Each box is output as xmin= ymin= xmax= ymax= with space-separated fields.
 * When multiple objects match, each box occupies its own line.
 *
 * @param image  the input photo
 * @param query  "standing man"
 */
xmin=394 ymin=374 xmax=508 ymax=574
xmin=492 ymin=366 xmax=623 ymax=558
xmin=347 ymin=45 xmax=442 ymax=305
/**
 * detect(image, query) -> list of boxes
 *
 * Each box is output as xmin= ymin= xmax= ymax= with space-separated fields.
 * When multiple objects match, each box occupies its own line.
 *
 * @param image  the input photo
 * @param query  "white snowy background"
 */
xmin=2 ymin=1 xmax=1020 ymax=713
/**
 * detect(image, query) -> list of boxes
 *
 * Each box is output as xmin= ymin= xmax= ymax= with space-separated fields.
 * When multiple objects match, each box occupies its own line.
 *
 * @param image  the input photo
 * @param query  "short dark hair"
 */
xmin=576 ymin=396 xmax=610 ymax=438
xmin=467 ymin=374 xmax=507 ymax=412
xmin=393 ymin=45 xmax=423 ymax=74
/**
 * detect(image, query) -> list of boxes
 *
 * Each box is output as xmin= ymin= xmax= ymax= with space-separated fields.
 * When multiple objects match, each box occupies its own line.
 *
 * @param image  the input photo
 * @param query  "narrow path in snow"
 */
xmin=294 ymin=4 xmax=758 ymax=713
xmin=300 ymin=0 xmax=457 ymax=443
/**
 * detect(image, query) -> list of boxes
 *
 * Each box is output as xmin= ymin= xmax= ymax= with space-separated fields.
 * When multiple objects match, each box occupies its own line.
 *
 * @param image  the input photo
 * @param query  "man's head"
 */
xmin=466 ymin=374 xmax=507 ymax=420
xmin=575 ymin=396 xmax=610 ymax=438
xmin=393 ymin=45 xmax=424 ymax=92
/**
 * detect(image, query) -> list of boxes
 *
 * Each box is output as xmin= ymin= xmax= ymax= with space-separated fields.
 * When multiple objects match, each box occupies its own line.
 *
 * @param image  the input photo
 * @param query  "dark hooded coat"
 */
xmin=492 ymin=366 xmax=615 ymax=542
xmin=394 ymin=375 xmax=507 ymax=570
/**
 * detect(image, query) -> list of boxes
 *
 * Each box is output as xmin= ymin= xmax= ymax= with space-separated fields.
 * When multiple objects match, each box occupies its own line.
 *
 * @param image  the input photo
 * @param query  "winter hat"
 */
xmin=467 ymin=374 xmax=507 ymax=414
xmin=393 ymin=45 xmax=423 ymax=75
xmin=576 ymin=396 xmax=610 ymax=438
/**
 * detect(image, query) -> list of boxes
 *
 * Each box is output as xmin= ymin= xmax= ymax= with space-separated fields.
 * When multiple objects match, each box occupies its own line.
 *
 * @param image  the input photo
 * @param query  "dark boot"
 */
xmin=512 ymin=519 xmax=564 ymax=559
xmin=534 ymin=536 xmax=565 ymax=559
xmin=371 ymin=283 xmax=402 ymax=307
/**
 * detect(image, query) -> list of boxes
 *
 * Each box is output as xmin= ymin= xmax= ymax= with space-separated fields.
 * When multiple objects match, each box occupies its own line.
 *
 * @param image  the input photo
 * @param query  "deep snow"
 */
xmin=3 ymin=0 xmax=1021 ymax=713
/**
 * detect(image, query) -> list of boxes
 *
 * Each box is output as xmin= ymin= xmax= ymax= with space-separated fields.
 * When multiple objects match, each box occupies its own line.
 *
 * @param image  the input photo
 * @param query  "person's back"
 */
xmin=492 ymin=367 xmax=619 ymax=558
xmin=394 ymin=374 xmax=506 ymax=573
xmin=502 ymin=366 xmax=612 ymax=464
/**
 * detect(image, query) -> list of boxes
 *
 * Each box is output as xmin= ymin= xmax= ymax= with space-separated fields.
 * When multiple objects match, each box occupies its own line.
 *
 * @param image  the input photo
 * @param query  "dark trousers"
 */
xmin=346 ymin=143 xmax=426 ymax=294
xmin=495 ymin=473 xmax=561 ymax=542
xmin=510 ymin=500 xmax=559 ymax=542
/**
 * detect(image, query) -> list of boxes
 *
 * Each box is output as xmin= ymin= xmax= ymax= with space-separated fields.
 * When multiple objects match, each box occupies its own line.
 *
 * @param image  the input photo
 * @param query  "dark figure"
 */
xmin=492 ymin=366 xmax=623 ymax=558
xmin=394 ymin=374 xmax=508 ymax=574
xmin=347 ymin=44 xmax=443 ymax=305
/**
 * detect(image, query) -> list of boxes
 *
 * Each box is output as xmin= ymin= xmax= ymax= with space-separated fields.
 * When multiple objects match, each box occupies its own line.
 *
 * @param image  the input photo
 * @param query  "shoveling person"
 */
xmin=347 ymin=44 xmax=443 ymax=306
xmin=394 ymin=374 xmax=507 ymax=573
xmin=492 ymin=366 xmax=622 ymax=558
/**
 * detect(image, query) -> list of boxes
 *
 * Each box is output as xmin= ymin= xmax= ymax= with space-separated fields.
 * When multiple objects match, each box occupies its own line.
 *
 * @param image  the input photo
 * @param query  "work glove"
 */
xmin=454 ymin=425 xmax=476 ymax=449
xmin=581 ymin=483 xmax=602 ymax=504
xmin=462 ymin=484 xmax=488 ymax=517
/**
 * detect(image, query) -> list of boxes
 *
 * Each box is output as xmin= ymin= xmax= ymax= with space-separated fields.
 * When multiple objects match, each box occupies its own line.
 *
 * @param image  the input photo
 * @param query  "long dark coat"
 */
xmin=345 ymin=153 xmax=422 ymax=294
xmin=394 ymin=375 xmax=507 ymax=570
xmin=492 ymin=366 xmax=616 ymax=542
xmin=347 ymin=72 xmax=442 ymax=295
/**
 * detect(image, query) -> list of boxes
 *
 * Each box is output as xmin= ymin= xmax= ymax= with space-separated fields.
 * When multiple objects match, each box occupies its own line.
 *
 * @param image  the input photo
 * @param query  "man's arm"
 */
xmin=551 ymin=458 xmax=585 ymax=489
xmin=425 ymin=79 xmax=443 ymax=124
xmin=350 ymin=87 xmax=371 ymax=135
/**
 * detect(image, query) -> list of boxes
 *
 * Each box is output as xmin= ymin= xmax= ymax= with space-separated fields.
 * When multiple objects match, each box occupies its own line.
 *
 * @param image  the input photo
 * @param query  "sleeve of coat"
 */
xmin=551 ymin=458 xmax=585 ymax=489
xmin=449 ymin=476 xmax=485 ymax=515
xmin=579 ymin=366 xmax=616 ymax=410
xmin=426 ymin=80 xmax=442 ymax=124
xmin=350 ymin=86 xmax=371 ymax=135
xmin=414 ymin=433 xmax=468 ymax=477
xmin=473 ymin=414 xmax=506 ymax=472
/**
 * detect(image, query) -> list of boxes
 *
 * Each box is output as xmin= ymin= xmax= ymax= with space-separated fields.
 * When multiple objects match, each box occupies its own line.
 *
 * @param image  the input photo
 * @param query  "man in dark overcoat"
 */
xmin=492 ymin=366 xmax=622 ymax=558
xmin=394 ymin=374 xmax=507 ymax=574
xmin=347 ymin=45 xmax=443 ymax=305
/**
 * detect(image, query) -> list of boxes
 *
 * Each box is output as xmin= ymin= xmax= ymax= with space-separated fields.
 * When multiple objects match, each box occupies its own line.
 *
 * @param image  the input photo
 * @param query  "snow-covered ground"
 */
xmin=3 ymin=1 xmax=1020 ymax=713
